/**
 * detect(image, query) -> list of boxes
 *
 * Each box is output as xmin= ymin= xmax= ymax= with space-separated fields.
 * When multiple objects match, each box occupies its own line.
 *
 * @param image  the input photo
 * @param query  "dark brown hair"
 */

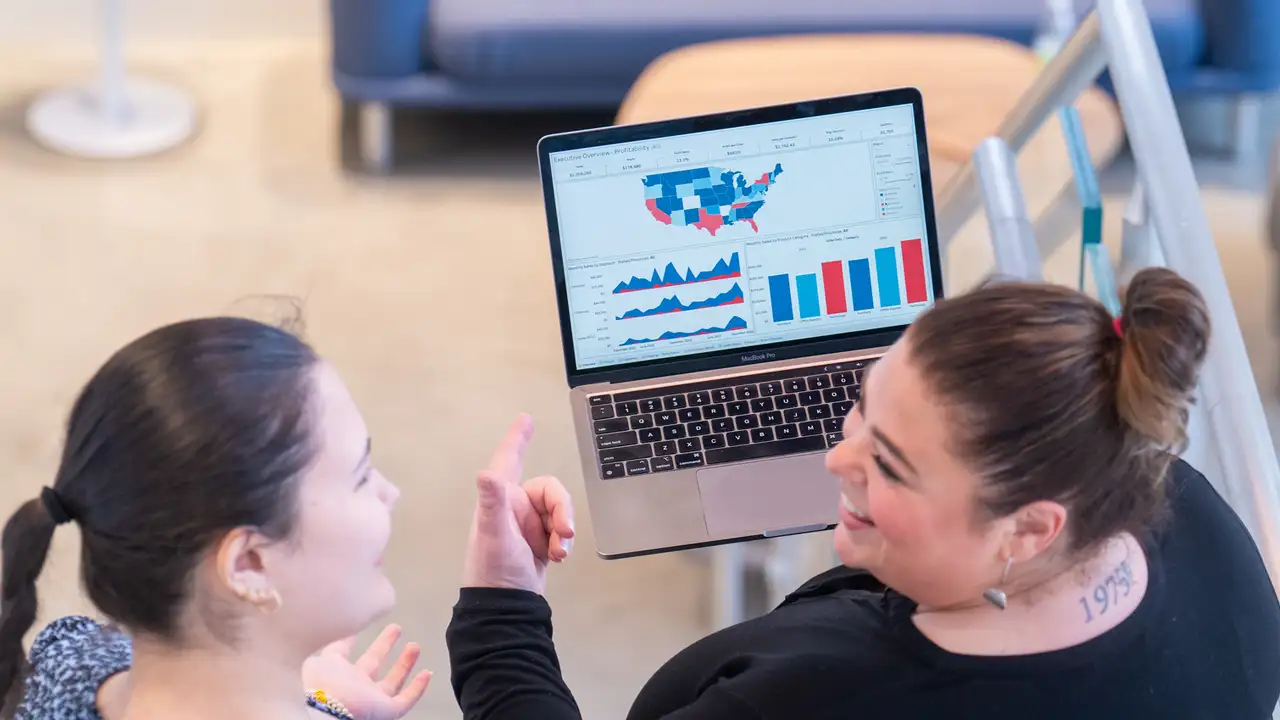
xmin=0 ymin=317 xmax=320 ymax=710
xmin=907 ymin=267 xmax=1210 ymax=555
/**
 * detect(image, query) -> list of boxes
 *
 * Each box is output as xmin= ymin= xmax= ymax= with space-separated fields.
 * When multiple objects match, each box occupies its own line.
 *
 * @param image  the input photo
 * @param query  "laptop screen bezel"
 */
xmin=538 ymin=87 xmax=943 ymax=389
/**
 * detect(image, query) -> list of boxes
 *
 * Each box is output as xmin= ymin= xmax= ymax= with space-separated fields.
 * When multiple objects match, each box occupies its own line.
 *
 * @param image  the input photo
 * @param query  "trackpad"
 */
xmin=697 ymin=452 xmax=839 ymax=539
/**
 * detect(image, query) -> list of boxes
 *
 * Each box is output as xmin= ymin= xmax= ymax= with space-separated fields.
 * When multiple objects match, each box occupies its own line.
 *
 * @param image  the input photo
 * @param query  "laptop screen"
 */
xmin=545 ymin=100 xmax=936 ymax=374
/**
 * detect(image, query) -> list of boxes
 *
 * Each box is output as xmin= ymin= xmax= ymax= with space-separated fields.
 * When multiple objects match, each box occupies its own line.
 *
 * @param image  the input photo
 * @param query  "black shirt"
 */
xmin=447 ymin=460 xmax=1280 ymax=719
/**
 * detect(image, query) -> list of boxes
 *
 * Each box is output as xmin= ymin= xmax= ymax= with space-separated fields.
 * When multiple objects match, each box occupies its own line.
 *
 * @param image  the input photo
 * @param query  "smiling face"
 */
xmin=215 ymin=361 xmax=402 ymax=653
xmin=824 ymin=340 xmax=1012 ymax=609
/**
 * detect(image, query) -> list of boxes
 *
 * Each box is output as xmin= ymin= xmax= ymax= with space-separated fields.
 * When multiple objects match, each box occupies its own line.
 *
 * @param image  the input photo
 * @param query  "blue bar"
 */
xmin=797 ymin=274 xmax=820 ymax=318
xmin=875 ymin=247 xmax=901 ymax=307
xmin=848 ymin=259 xmax=874 ymax=311
xmin=767 ymin=274 xmax=794 ymax=322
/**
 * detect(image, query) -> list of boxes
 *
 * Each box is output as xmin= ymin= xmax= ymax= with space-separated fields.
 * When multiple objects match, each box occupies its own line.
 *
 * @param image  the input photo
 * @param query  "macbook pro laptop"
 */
xmin=537 ymin=87 xmax=943 ymax=558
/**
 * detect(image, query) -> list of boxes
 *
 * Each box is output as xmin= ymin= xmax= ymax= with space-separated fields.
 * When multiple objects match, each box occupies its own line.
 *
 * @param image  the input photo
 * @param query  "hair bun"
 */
xmin=1114 ymin=267 xmax=1211 ymax=453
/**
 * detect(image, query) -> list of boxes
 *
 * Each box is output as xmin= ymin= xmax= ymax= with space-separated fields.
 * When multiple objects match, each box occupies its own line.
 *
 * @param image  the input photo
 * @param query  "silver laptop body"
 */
xmin=537 ymin=88 xmax=943 ymax=558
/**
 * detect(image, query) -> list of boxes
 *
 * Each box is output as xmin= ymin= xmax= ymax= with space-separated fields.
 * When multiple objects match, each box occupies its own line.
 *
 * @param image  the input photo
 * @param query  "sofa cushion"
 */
xmin=429 ymin=0 xmax=1203 ymax=84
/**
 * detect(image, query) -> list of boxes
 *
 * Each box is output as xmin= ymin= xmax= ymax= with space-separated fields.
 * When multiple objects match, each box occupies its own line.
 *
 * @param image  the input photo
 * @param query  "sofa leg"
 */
xmin=359 ymin=101 xmax=394 ymax=173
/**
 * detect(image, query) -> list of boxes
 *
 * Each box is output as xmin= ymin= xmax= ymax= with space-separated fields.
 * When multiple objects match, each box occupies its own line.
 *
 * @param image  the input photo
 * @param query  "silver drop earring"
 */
xmin=983 ymin=557 xmax=1014 ymax=610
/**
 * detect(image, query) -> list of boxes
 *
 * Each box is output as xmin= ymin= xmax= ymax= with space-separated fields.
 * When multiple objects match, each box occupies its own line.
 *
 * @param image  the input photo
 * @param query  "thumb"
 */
xmin=474 ymin=473 xmax=509 ymax=528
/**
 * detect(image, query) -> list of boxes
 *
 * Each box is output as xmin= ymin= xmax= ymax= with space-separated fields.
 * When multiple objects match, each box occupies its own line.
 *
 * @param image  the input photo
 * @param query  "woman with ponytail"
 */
xmin=0 ymin=317 xmax=452 ymax=719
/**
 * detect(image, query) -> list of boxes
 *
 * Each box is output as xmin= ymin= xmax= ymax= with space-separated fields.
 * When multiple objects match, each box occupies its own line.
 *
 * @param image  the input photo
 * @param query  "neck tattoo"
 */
xmin=1078 ymin=558 xmax=1135 ymax=623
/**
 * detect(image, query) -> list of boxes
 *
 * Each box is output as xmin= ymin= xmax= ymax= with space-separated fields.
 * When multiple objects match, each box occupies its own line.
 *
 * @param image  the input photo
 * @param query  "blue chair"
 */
xmin=327 ymin=0 xmax=1280 ymax=169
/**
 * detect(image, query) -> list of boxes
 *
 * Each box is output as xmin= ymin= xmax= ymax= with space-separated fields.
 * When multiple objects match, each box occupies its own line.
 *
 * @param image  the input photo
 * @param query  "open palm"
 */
xmin=302 ymin=624 xmax=432 ymax=720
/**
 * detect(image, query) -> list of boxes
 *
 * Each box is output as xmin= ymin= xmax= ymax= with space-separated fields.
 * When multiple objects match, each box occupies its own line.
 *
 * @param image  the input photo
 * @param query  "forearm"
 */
xmin=446 ymin=588 xmax=581 ymax=720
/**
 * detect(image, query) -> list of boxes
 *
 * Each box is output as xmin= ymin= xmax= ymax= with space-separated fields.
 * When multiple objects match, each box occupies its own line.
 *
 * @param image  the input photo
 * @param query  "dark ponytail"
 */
xmin=0 ymin=499 xmax=61 ymax=708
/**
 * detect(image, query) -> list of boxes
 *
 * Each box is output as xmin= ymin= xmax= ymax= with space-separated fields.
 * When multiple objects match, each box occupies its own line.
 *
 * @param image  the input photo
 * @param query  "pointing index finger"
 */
xmin=485 ymin=413 xmax=535 ymax=483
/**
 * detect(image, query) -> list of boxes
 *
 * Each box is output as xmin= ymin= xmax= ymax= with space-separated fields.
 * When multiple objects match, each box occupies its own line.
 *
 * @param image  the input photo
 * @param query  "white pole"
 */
xmin=99 ymin=0 xmax=128 ymax=126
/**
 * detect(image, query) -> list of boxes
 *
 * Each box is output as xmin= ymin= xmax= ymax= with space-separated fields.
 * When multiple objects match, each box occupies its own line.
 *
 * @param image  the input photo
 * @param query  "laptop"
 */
xmin=537 ymin=87 xmax=943 ymax=558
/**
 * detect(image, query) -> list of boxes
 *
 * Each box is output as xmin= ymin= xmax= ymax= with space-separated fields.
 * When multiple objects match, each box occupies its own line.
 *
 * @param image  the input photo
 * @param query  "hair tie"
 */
xmin=1113 ymin=316 xmax=1124 ymax=339
xmin=40 ymin=487 xmax=74 ymax=526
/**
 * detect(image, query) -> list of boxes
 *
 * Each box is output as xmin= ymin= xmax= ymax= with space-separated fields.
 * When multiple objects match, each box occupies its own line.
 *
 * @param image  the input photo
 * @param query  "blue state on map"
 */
xmin=642 ymin=163 xmax=783 ymax=236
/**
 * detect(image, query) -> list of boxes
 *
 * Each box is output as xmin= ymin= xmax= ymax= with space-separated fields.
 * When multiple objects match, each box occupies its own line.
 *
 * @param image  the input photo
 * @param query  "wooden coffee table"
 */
xmin=618 ymin=34 xmax=1126 ymax=627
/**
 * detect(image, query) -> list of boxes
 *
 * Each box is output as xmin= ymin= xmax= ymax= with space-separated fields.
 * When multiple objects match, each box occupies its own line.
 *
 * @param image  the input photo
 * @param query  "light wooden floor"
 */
xmin=0 ymin=40 xmax=1276 ymax=719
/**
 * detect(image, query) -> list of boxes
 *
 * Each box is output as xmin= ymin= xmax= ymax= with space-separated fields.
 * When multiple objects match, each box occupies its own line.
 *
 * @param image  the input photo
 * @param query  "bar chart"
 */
xmin=765 ymin=238 xmax=929 ymax=322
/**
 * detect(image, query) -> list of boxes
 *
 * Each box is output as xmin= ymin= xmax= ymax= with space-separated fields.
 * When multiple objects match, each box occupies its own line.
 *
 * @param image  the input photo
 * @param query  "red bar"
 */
xmin=821 ymin=261 xmax=847 ymax=314
xmin=901 ymin=239 xmax=927 ymax=304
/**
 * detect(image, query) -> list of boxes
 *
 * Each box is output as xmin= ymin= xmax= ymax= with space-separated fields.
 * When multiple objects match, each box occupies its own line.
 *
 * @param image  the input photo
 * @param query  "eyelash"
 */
xmin=356 ymin=471 xmax=371 ymax=489
xmin=872 ymin=453 xmax=903 ymax=484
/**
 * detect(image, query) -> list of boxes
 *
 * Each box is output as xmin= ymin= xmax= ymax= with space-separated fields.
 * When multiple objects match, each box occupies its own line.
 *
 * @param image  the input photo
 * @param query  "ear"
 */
xmin=213 ymin=527 xmax=271 ymax=599
xmin=1007 ymin=500 xmax=1068 ymax=562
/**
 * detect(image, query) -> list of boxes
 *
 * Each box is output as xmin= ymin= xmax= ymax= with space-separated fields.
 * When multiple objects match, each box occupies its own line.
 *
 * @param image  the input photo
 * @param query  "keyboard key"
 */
xmin=826 ymin=433 xmax=845 ymax=447
xmin=650 ymin=456 xmax=675 ymax=472
xmin=678 ymin=437 xmax=702 ymax=453
xmin=800 ymin=421 xmax=823 ymax=436
xmin=675 ymin=452 xmax=704 ymax=469
xmin=597 ymin=431 xmax=639 ymax=449
xmin=800 ymin=391 xmax=824 ymax=406
xmin=678 ymin=408 xmax=702 ymax=423
xmin=689 ymin=391 xmax=712 ymax=406
xmin=734 ymin=415 xmax=759 ymax=430
xmin=727 ymin=401 xmax=751 ymax=416
xmin=760 ymin=411 xmax=783 ymax=426
xmin=824 ymin=387 xmax=846 ymax=403
xmin=655 ymin=440 xmax=678 ymax=455
xmin=750 ymin=397 xmax=774 ymax=413
xmin=712 ymin=388 xmax=734 ymax=403
xmin=834 ymin=400 xmax=854 ymax=417
xmin=705 ymin=436 xmax=827 ymax=465
xmin=689 ymin=421 xmax=710 ymax=436
xmin=655 ymin=411 xmax=679 ymax=425
xmin=807 ymin=375 xmax=831 ymax=390
xmin=663 ymin=395 xmax=687 ymax=410
xmin=833 ymin=372 xmax=855 ymax=386
xmin=600 ymin=463 xmax=625 ymax=479
xmin=761 ymin=381 xmax=784 ymax=396
xmin=823 ymin=417 xmax=844 ymax=434
xmin=640 ymin=398 xmax=663 ymax=414
xmin=727 ymin=430 xmax=751 ymax=446
xmin=712 ymin=418 xmax=734 ymax=433
xmin=704 ymin=404 xmax=726 ymax=419
xmin=735 ymin=385 xmax=759 ymax=400
xmin=599 ymin=445 xmax=654 ymax=463
xmin=751 ymin=427 xmax=775 ymax=443
xmin=594 ymin=418 xmax=629 ymax=434
xmin=630 ymin=414 xmax=654 ymax=429
xmin=617 ymin=401 xmax=640 ymax=416
xmin=662 ymin=424 xmax=687 ymax=440
xmin=784 ymin=379 xmax=805 ymax=393
xmin=784 ymin=408 xmax=806 ymax=423
xmin=639 ymin=428 xmax=662 ymax=443
xmin=776 ymin=394 xmax=799 ymax=409
xmin=808 ymin=405 xmax=832 ymax=420
xmin=589 ymin=394 xmax=612 ymax=406
xmin=591 ymin=405 xmax=615 ymax=420
xmin=775 ymin=423 xmax=799 ymax=439
xmin=625 ymin=459 xmax=651 ymax=476
xmin=703 ymin=433 xmax=726 ymax=449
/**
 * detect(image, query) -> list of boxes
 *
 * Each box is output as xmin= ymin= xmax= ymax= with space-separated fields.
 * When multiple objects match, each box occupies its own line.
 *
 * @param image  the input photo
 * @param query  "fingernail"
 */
xmin=562 ymin=537 xmax=574 ymax=555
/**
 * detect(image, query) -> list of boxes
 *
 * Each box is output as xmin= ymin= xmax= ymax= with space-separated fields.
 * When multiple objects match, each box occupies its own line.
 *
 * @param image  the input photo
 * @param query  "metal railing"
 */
xmin=936 ymin=0 xmax=1280 ymax=602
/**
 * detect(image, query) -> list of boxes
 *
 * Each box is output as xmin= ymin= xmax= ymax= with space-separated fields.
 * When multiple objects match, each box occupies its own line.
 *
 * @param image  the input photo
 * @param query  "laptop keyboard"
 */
xmin=588 ymin=358 xmax=876 ymax=479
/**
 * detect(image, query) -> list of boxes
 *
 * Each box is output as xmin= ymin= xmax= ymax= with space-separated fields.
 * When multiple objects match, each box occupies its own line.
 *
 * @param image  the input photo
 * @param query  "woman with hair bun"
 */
xmin=448 ymin=267 xmax=1280 ymax=719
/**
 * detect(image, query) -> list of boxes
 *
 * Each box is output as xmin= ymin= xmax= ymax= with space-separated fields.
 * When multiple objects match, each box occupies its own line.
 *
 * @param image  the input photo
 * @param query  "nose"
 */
xmin=378 ymin=472 xmax=401 ymax=508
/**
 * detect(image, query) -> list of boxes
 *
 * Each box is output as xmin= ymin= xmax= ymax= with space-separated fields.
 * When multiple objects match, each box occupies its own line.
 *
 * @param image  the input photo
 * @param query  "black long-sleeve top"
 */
xmin=447 ymin=461 xmax=1280 ymax=719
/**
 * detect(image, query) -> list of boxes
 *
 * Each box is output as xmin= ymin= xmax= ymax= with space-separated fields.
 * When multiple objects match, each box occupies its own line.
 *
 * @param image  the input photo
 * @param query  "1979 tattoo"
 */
xmin=1079 ymin=559 xmax=1133 ymax=622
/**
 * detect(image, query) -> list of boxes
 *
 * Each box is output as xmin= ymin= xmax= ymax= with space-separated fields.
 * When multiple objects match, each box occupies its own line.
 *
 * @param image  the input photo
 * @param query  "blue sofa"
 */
xmin=329 ymin=0 xmax=1280 ymax=169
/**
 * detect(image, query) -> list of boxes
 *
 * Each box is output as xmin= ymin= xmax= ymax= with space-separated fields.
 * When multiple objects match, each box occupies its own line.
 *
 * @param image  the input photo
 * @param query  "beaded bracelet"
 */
xmin=306 ymin=688 xmax=355 ymax=719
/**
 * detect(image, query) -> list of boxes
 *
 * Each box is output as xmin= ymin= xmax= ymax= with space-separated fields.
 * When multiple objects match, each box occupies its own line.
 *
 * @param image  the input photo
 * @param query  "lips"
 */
xmin=840 ymin=493 xmax=876 ymax=528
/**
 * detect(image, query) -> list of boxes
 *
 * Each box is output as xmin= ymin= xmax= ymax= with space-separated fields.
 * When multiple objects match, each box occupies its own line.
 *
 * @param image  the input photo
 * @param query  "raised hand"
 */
xmin=462 ymin=414 xmax=575 ymax=595
xmin=301 ymin=624 xmax=432 ymax=720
